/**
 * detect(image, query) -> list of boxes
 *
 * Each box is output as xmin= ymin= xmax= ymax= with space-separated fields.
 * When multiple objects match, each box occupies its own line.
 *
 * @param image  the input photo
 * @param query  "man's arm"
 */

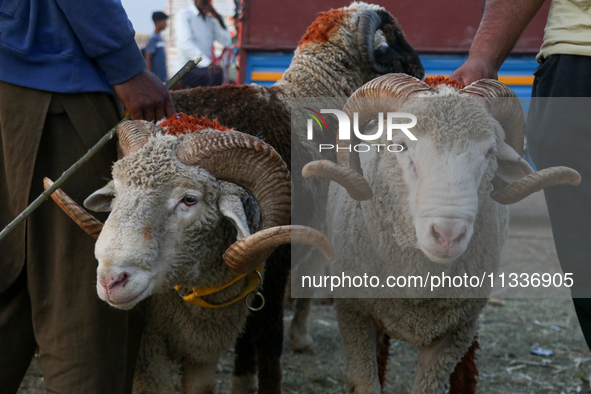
xmin=201 ymin=3 xmax=231 ymax=47
xmin=213 ymin=16 xmax=232 ymax=48
xmin=54 ymin=0 xmax=174 ymax=121
xmin=176 ymin=11 xmax=212 ymax=67
xmin=145 ymin=36 xmax=156 ymax=73
xmin=207 ymin=4 xmax=227 ymax=30
xmin=145 ymin=53 xmax=154 ymax=72
xmin=204 ymin=4 xmax=231 ymax=48
xmin=450 ymin=0 xmax=546 ymax=85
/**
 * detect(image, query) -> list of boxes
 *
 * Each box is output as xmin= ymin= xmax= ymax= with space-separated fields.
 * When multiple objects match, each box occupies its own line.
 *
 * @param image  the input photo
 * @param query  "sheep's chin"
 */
xmin=96 ymin=277 xmax=155 ymax=310
xmin=414 ymin=218 xmax=474 ymax=264
xmin=418 ymin=245 xmax=466 ymax=265
xmin=105 ymin=282 xmax=153 ymax=310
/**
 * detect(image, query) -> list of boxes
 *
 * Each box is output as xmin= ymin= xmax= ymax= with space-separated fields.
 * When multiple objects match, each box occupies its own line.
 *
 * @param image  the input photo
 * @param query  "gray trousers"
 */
xmin=0 ymin=81 xmax=144 ymax=393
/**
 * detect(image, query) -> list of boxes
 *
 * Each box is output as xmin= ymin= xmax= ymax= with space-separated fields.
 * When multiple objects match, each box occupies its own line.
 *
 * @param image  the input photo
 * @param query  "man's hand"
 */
xmin=202 ymin=3 xmax=220 ymax=18
xmin=449 ymin=57 xmax=498 ymax=86
xmin=450 ymin=0 xmax=545 ymax=87
xmin=113 ymin=69 xmax=175 ymax=121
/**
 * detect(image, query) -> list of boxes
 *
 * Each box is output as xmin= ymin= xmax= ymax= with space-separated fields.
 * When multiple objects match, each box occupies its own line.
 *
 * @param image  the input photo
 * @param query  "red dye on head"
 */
xmin=298 ymin=9 xmax=347 ymax=46
xmin=423 ymin=76 xmax=466 ymax=89
xmin=159 ymin=113 xmax=234 ymax=137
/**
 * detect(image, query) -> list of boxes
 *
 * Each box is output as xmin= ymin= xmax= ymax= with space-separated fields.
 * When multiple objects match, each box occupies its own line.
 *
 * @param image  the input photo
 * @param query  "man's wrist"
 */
xmin=467 ymin=44 xmax=504 ymax=73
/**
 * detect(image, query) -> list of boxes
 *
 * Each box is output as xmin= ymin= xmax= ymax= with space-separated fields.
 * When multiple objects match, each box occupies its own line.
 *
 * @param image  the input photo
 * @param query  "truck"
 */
xmin=237 ymin=0 xmax=551 ymax=108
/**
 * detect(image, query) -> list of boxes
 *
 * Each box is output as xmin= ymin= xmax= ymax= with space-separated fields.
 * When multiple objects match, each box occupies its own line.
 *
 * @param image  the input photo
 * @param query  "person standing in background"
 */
xmin=146 ymin=11 xmax=169 ymax=83
xmin=176 ymin=0 xmax=231 ymax=88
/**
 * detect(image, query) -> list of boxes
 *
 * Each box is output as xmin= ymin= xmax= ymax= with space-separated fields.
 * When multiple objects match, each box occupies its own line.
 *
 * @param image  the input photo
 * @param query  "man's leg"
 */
xmin=0 ymin=82 xmax=52 ymax=393
xmin=0 ymin=269 xmax=38 ymax=393
xmin=26 ymin=93 xmax=144 ymax=393
xmin=527 ymin=54 xmax=591 ymax=348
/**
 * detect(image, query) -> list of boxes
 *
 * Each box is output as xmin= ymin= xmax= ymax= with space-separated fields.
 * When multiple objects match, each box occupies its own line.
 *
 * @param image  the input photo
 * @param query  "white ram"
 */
xmin=303 ymin=74 xmax=581 ymax=393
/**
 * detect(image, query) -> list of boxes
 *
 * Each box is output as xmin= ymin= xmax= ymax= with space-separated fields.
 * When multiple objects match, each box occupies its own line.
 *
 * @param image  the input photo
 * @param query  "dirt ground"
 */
xmin=18 ymin=192 xmax=591 ymax=393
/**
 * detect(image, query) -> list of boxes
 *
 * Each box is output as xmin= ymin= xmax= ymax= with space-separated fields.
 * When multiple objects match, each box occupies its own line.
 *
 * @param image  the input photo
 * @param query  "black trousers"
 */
xmin=527 ymin=54 xmax=591 ymax=349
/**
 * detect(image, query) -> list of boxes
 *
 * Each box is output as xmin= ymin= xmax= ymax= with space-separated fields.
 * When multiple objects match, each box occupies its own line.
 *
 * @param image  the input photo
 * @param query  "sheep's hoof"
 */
xmin=291 ymin=333 xmax=316 ymax=354
xmin=294 ymin=343 xmax=316 ymax=354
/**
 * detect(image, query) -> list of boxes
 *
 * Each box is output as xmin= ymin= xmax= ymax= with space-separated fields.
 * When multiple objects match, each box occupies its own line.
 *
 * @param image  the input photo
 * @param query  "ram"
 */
xmin=49 ymin=2 xmax=424 ymax=392
xmin=46 ymin=118 xmax=333 ymax=394
xmin=304 ymin=74 xmax=581 ymax=393
xmin=170 ymin=1 xmax=424 ymax=371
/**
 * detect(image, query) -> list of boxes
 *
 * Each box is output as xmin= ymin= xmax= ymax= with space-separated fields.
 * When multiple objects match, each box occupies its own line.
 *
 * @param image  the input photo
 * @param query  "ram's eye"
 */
xmin=183 ymin=195 xmax=199 ymax=205
xmin=486 ymin=146 xmax=497 ymax=157
xmin=395 ymin=142 xmax=408 ymax=152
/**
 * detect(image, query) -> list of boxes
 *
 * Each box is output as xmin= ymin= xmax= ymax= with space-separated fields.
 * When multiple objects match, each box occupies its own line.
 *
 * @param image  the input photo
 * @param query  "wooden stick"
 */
xmin=0 ymin=58 xmax=201 ymax=242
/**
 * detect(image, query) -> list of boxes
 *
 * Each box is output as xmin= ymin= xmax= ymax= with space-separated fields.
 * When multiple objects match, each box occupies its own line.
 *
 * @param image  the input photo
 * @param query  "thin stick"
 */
xmin=0 ymin=58 xmax=201 ymax=242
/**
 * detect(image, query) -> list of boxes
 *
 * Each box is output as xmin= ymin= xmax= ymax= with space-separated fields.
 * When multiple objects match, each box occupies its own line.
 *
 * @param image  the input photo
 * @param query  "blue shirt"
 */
xmin=0 ymin=0 xmax=146 ymax=94
xmin=146 ymin=32 xmax=167 ymax=82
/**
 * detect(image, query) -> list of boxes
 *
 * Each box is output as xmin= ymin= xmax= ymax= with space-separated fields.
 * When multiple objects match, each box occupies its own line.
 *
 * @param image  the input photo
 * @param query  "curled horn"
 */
xmin=176 ymin=130 xmax=292 ymax=274
xmin=460 ymin=79 xmax=525 ymax=155
xmin=358 ymin=10 xmax=392 ymax=74
xmin=460 ymin=79 xmax=581 ymax=203
xmin=491 ymin=166 xmax=581 ymax=204
xmin=43 ymin=177 xmax=103 ymax=239
xmin=339 ymin=74 xmax=433 ymax=171
xmin=304 ymin=74 xmax=432 ymax=201
xmin=117 ymin=120 xmax=161 ymax=156
xmin=224 ymin=225 xmax=334 ymax=274
xmin=43 ymin=120 xmax=161 ymax=237
xmin=302 ymin=160 xmax=372 ymax=201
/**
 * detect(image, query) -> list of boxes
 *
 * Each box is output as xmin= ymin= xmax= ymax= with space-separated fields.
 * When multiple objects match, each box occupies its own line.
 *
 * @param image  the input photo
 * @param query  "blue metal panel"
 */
xmin=243 ymin=52 xmax=539 ymax=101
xmin=243 ymin=51 xmax=294 ymax=85
xmin=419 ymin=54 xmax=539 ymax=77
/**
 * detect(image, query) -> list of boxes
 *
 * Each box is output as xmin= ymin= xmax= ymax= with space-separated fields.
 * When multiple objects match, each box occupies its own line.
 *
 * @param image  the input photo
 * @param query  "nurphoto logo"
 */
xmin=303 ymin=107 xmax=418 ymax=152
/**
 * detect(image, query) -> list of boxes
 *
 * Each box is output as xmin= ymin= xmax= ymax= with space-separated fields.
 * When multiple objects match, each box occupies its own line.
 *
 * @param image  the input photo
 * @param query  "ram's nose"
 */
xmin=416 ymin=217 xmax=474 ymax=263
xmin=430 ymin=223 xmax=467 ymax=247
xmin=98 ymin=272 xmax=130 ymax=294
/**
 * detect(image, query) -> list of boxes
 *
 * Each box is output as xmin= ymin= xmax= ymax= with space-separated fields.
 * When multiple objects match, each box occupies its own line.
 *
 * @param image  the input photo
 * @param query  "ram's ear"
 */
xmin=491 ymin=141 xmax=534 ymax=197
xmin=84 ymin=181 xmax=116 ymax=212
xmin=219 ymin=192 xmax=251 ymax=241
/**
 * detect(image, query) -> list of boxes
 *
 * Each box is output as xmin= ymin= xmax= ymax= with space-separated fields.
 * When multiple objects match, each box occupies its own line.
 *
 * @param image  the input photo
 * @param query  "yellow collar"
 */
xmin=174 ymin=264 xmax=264 ymax=309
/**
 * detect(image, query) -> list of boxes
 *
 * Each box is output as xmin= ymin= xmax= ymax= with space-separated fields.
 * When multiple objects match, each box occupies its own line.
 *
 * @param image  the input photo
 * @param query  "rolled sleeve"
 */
xmin=94 ymin=40 xmax=146 ymax=85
